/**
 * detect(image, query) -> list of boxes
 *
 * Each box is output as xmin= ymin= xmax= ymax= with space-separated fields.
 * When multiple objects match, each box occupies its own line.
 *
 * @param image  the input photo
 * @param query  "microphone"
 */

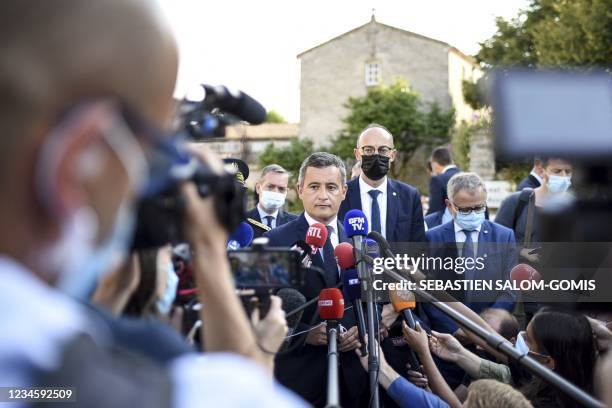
xmin=202 ymin=84 xmax=267 ymax=124
xmin=318 ymin=288 xmax=344 ymax=408
xmin=291 ymin=240 xmax=313 ymax=267
xmin=305 ymin=223 xmax=328 ymax=256
xmin=510 ymin=263 xmax=542 ymax=286
xmin=335 ymin=242 xmax=368 ymax=357
xmin=343 ymin=210 xmax=369 ymax=282
xmin=277 ymin=288 xmax=307 ymax=350
xmin=227 ymin=222 xmax=254 ymax=249
xmin=389 ymin=288 xmax=422 ymax=372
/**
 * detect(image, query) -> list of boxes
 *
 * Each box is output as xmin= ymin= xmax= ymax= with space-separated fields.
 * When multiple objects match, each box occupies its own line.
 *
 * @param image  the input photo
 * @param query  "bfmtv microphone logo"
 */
xmin=348 ymin=216 xmax=366 ymax=232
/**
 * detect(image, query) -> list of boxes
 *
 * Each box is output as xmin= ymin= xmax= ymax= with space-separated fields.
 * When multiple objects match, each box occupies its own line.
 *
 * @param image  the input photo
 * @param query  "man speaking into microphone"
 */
xmin=265 ymin=152 xmax=369 ymax=407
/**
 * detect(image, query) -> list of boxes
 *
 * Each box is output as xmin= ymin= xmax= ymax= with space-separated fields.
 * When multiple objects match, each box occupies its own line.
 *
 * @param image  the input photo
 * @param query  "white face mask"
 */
xmin=260 ymin=190 xmax=286 ymax=211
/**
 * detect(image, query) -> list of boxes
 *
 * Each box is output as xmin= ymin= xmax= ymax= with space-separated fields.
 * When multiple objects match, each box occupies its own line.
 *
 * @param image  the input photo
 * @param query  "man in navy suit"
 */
xmin=245 ymin=164 xmax=297 ymax=238
xmin=427 ymin=146 xmax=460 ymax=215
xmin=265 ymin=152 xmax=367 ymax=407
xmin=338 ymin=124 xmax=425 ymax=244
xmin=424 ymin=172 xmax=517 ymax=335
xmin=516 ymin=157 xmax=543 ymax=191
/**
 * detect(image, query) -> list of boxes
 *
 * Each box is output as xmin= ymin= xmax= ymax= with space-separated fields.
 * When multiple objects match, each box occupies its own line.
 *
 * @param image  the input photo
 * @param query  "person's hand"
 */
xmin=587 ymin=317 xmax=612 ymax=352
xmin=453 ymin=328 xmax=472 ymax=345
xmin=251 ymin=295 xmax=288 ymax=354
xmin=339 ymin=326 xmax=361 ymax=352
xmin=305 ymin=322 xmax=327 ymax=346
xmin=181 ymin=145 xmax=228 ymax=253
xmin=381 ymin=303 xmax=399 ymax=331
xmin=402 ymin=322 xmax=429 ymax=356
xmin=406 ymin=364 xmax=429 ymax=389
xmin=519 ymin=248 xmax=540 ymax=264
xmin=429 ymin=330 xmax=465 ymax=363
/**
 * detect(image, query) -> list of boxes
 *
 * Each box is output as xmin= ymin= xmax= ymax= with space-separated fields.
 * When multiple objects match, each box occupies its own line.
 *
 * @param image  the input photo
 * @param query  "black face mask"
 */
xmin=361 ymin=154 xmax=390 ymax=181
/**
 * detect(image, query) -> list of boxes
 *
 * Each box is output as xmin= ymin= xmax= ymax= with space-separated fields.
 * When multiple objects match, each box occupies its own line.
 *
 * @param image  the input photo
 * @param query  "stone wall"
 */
xmin=468 ymin=126 xmax=495 ymax=180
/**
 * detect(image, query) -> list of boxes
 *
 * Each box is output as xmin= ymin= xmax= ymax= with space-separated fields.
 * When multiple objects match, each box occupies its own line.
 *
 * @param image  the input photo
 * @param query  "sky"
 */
xmin=157 ymin=0 xmax=529 ymax=123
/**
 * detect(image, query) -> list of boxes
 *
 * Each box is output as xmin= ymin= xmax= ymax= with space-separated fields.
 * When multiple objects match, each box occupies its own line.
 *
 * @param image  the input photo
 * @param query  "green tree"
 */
xmin=328 ymin=79 xmax=455 ymax=180
xmin=476 ymin=0 xmax=611 ymax=67
xmin=265 ymin=110 xmax=287 ymax=124
xmin=258 ymin=138 xmax=315 ymax=212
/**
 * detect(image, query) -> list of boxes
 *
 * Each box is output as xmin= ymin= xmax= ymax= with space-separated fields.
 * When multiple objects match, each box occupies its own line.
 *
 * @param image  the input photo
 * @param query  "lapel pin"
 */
xmin=393 ymin=192 xmax=397 ymax=196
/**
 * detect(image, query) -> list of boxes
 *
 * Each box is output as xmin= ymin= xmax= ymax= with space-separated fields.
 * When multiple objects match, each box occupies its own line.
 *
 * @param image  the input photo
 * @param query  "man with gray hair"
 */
xmin=424 ymin=172 xmax=517 ymax=335
xmin=265 ymin=152 xmax=369 ymax=407
xmin=246 ymin=164 xmax=297 ymax=238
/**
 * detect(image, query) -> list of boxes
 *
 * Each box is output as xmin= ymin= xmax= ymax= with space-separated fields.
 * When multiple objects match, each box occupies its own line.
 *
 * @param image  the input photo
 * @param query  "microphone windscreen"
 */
xmin=510 ymin=263 xmax=542 ymax=283
xmin=341 ymin=269 xmax=361 ymax=301
xmin=318 ymin=288 xmax=345 ymax=320
xmin=306 ymin=223 xmax=328 ymax=249
xmin=365 ymin=238 xmax=379 ymax=258
xmin=343 ymin=209 xmax=369 ymax=237
xmin=389 ymin=289 xmax=416 ymax=312
xmin=228 ymin=222 xmax=254 ymax=248
xmin=276 ymin=288 xmax=307 ymax=329
xmin=203 ymin=84 xmax=266 ymax=125
xmin=334 ymin=242 xmax=355 ymax=269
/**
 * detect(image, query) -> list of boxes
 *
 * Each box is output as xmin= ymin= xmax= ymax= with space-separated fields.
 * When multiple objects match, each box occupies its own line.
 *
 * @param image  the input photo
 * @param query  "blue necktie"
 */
xmin=322 ymin=225 xmax=338 ymax=285
xmin=368 ymin=189 xmax=382 ymax=235
xmin=263 ymin=215 xmax=274 ymax=228
xmin=462 ymin=229 xmax=475 ymax=258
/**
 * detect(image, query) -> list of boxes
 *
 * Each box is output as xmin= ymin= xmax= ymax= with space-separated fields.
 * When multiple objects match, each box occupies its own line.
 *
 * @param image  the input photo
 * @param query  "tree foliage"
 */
xmin=258 ymin=138 xmax=314 ymax=184
xmin=476 ymin=0 xmax=612 ymax=68
xmin=328 ymin=79 xmax=455 ymax=180
xmin=265 ymin=110 xmax=287 ymax=123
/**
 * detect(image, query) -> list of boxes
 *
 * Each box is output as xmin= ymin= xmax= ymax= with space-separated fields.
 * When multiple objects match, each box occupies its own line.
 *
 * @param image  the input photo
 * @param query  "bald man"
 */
xmin=0 ymin=1 xmax=304 ymax=407
xmin=339 ymin=123 xmax=426 ymax=244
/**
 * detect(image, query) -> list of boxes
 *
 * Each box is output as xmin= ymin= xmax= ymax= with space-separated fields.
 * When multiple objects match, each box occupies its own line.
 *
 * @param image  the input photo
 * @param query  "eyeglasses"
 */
xmin=359 ymin=145 xmax=395 ymax=157
xmin=452 ymin=204 xmax=487 ymax=216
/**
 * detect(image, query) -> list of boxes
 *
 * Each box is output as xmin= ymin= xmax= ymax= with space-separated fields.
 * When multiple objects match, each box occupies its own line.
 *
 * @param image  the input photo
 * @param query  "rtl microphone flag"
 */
xmin=318 ymin=288 xmax=345 ymax=321
xmin=334 ymin=242 xmax=355 ymax=269
xmin=306 ymin=223 xmax=328 ymax=253
xmin=343 ymin=209 xmax=368 ymax=238
xmin=227 ymin=222 xmax=254 ymax=250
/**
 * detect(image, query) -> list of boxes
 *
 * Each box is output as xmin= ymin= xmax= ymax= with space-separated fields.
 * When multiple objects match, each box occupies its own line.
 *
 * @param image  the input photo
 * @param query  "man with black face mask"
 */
xmin=339 ymin=124 xmax=426 ymax=244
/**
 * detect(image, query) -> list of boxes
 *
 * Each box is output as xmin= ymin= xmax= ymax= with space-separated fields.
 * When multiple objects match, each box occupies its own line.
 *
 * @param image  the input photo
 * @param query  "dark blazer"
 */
xmin=427 ymin=166 xmax=460 ymax=214
xmin=517 ymin=174 xmax=541 ymax=191
xmin=246 ymin=207 xmax=297 ymax=239
xmin=264 ymin=214 xmax=368 ymax=407
xmin=423 ymin=220 xmax=517 ymax=334
xmin=424 ymin=210 xmax=445 ymax=230
xmin=338 ymin=177 xmax=426 ymax=244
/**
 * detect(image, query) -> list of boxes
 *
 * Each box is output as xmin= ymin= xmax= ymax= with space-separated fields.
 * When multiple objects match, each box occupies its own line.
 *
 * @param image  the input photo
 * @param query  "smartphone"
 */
xmin=228 ymin=247 xmax=301 ymax=289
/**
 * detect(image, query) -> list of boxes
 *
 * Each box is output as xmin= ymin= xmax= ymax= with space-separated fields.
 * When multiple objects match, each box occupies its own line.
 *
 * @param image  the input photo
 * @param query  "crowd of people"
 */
xmin=1 ymin=1 xmax=611 ymax=407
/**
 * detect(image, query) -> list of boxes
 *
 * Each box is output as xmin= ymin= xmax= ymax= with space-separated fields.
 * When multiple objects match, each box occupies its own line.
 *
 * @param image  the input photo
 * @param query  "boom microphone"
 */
xmin=202 ymin=84 xmax=267 ymax=125
xmin=343 ymin=209 xmax=369 ymax=250
xmin=227 ymin=222 xmax=254 ymax=249
xmin=342 ymin=268 xmax=368 ymax=357
xmin=318 ymin=288 xmax=345 ymax=321
xmin=318 ymin=288 xmax=344 ymax=408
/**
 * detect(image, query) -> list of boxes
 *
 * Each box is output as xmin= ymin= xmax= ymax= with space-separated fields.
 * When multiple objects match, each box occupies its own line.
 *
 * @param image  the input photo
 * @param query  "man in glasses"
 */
xmin=339 ymin=124 xmax=426 ymax=244
xmin=424 ymin=172 xmax=517 ymax=334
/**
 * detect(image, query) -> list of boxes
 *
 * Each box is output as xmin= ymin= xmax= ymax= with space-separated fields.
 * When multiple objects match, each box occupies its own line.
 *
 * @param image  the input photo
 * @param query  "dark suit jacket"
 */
xmin=338 ymin=177 xmax=426 ymax=244
xmin=427 ymin=166 xmax=460 ymax=215
xmin=424 ymin=210 xmax=444 ymax=230
xmin=264 ymin=214 xmax=368 ymax=407
xmin=423 ymin=220 xmax=517 ymax=334
xmin=517 ymin=174 xmax=541 ymax=191
xmin=246 ymin=207 xmax=297 ymax=239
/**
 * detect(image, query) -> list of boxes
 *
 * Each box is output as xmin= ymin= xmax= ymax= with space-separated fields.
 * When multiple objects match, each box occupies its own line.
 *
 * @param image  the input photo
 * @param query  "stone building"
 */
xmin=298 ymin=15 xmax=482 ymax=146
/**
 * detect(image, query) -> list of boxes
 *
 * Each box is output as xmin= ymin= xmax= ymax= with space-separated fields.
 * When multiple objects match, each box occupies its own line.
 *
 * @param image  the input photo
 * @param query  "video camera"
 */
xmin=131 ymin=84 xmax=267 ymax=249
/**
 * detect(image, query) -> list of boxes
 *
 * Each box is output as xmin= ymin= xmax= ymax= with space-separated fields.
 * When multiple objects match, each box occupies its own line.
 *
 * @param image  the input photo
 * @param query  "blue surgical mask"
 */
xmin=547 ymin=175 xmax=571 ymax=194
xmin=455 ymin=211 xmax=485 ymax=231
xmin=156 ymin=262 xmax=179 ymax=315
xmin=515 ymin=331 xmax=529 ymax=355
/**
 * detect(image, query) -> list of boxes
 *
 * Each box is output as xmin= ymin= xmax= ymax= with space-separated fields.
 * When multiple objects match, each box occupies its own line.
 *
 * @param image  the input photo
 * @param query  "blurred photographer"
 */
xmin=0 ymin=0 xmax=303 ymax=406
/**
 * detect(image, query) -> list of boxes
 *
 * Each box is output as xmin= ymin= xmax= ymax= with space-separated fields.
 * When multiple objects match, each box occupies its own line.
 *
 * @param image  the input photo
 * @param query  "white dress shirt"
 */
xmin=453 ymin=221 xmax=481 ymax=257
xmin=359 ymin=175 xmax=388 ymax=238
xmin=257 ymin=204 xmax=279 ymax=228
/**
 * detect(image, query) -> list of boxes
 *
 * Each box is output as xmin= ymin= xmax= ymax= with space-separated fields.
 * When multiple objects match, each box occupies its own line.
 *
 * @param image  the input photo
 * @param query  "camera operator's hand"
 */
xmin=519 ymin=248 xmax=540 ymax=264
xmin=339 ymin=326 xmax=361 ymax=352
xmin=305 ymin=322 xmax=328 ymax=346
xmin=251 ymin=296 xmax=288 ymax=355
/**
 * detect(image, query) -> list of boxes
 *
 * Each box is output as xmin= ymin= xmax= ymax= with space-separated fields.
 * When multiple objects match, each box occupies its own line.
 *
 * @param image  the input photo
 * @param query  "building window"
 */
xmin=365 ymin=62 xmax=381 ymax=87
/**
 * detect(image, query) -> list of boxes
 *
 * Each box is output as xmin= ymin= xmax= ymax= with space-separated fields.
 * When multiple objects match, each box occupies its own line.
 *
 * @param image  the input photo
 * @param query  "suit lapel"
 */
xmin=248 ymin=207 xmax=262 ymax=223
xmin=386 ymin=179 xmax=399 ymax=241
